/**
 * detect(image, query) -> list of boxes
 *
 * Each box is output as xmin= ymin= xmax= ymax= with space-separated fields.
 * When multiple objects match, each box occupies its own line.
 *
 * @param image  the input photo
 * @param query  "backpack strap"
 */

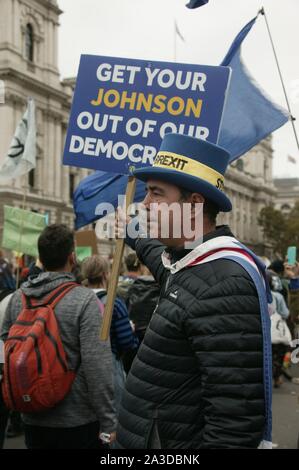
xmin=22 ymin=282 xmax=78 ymax=310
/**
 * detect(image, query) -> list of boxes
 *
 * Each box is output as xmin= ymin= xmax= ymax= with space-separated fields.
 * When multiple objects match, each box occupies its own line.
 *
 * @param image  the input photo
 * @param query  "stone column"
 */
xmin=47 ymin=20 xmax=53 ymax=68
xmin=55 ymin=118 xmax=62 ymax=198
xmin=239 ymin=194 xmax=244 ymax=242
xmin=43 ymin=112 xmax=54 ymax=197
xmin=61 ymin=125 xmax=70 ymax=203
xmin=53 ymin=23 xmax=58 ymax=70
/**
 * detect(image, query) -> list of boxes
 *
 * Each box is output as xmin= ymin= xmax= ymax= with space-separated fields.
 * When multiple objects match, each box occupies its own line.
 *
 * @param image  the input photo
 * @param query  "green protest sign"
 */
xmin=2 ymin=206 xmax=47 ymax=257
xmin=75 ymin=246 xmax=92 ymax=262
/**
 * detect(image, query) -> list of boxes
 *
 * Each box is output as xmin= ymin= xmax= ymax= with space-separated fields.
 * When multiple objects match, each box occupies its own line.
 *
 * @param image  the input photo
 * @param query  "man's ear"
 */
xmin=190 ymin=193 xmax=205 ymax=219
xmin=69 ymin=252 xmax=76 ymax=267
xmin=191 ymin=193 xmax=205 ymax=205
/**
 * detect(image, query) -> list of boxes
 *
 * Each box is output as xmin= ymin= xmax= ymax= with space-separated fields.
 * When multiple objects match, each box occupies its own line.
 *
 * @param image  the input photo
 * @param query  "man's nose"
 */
xmin=142 ymin=192 xmax=152 ymax=208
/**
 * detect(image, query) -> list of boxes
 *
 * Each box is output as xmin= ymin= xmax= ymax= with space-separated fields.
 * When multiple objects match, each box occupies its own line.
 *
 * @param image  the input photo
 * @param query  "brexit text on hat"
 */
xmin=154 ymin=151 xmax=225 ymax=191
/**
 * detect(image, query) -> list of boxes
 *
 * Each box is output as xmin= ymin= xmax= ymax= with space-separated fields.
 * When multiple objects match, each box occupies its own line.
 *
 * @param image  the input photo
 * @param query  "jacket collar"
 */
xmin=167 ymin=225 xmax=234 ymax=264
xmin=162 ymin=226 xmax=266 ymax=277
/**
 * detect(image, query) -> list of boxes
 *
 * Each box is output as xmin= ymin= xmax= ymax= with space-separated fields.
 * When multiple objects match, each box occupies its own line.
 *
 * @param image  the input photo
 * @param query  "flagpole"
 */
xmin=15 ymin=175 xmax=27 ymax=288
xmin=260 ymin=7 xmax=299 ymax=152
xmin=100 ymin=176 xmax=137 ymax=340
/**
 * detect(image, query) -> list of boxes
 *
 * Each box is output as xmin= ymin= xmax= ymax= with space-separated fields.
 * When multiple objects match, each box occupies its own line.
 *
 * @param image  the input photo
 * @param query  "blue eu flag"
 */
xmin=219 ymin=16 xmax=289 ymax=162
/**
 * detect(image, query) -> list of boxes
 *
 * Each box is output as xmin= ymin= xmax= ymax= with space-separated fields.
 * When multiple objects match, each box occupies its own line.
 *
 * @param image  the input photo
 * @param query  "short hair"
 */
xmin=179 ymin=188 xmax=220 ymax=224
xmin=269 ymin=259 xmax=284 ymax=275
xmin=81 ymin=255 xmax=109 ymax=285
xmin=38 ymin=224 xmax=74 ymax=271
xmin=125 ymin=253 xmax=141 ymax=272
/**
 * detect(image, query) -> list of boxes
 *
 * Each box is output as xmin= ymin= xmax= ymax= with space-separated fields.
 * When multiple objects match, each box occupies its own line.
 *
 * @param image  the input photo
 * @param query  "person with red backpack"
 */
xmin=0 ymin=225 xmax=116 ymax=449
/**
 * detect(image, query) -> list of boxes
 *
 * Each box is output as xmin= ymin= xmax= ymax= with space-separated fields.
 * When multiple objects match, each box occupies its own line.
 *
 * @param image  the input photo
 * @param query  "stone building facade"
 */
xmin=274 ymin=177 xmax=299 ymax=215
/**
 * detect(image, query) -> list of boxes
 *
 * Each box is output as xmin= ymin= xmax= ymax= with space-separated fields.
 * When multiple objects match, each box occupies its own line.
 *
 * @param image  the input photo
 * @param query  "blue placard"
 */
xmin=63 ymin=55 xmax=231 ymax=175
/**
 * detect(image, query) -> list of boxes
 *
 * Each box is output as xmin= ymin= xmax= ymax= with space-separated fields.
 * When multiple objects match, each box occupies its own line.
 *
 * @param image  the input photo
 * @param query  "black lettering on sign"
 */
xmin=179 ymin=159 xmax=188 ymax=171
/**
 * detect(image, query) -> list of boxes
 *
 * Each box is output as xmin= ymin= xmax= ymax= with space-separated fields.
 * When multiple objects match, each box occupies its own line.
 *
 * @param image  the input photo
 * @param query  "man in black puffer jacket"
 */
xmin=116 ymin=133 xmax=270 ymax=449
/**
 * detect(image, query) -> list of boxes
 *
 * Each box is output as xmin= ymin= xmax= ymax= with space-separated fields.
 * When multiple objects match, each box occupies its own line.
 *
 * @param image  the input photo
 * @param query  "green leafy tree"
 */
xmin=258 ymin=201 xmax=299 ymax=257
xmin=284 ymin=201 xmax=299 ymax=249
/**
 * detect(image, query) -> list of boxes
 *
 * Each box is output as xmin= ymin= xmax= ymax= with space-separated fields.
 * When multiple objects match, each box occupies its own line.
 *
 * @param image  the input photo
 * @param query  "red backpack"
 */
xmin=2 ymin=282 xmax=78 ymax=413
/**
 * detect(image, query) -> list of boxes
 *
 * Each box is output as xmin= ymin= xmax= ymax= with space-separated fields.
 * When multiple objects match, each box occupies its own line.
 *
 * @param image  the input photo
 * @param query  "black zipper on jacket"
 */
xmin=145 ymin=409 xmax=162 ymax=449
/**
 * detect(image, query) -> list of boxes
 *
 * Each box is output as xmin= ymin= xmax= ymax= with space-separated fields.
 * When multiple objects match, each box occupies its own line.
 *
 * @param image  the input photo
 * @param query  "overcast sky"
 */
xmin=58 ymin=0 xmax=299 ymax=178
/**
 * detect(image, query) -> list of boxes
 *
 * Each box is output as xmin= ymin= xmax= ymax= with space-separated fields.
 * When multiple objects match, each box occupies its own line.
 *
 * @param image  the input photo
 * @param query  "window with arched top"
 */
xmin=25 ymin=24 xmax=34 ymax=62
xmin=281 ymin=204 xmax=291 ymax=212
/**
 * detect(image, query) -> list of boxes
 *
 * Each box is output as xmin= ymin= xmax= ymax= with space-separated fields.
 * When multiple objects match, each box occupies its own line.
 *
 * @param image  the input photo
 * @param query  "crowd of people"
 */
xmin=0 ymin=135 xmax=298 ymax=450
xmin=265 ymin=259 xmax=299 ymax=388
xmin=0 ymin=226 xmax=159 ymax=449
xmin=0 ymin=224 xmax=298 ymax=449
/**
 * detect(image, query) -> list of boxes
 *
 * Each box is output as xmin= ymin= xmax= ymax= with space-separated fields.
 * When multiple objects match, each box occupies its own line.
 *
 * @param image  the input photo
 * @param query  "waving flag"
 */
xmin=0 ymin=98 xmax=36 ymax=182
xmin=186 ymin=0 xmax=209 ymax=8
xmin=218 ymin=16 xmax=289 ymax=162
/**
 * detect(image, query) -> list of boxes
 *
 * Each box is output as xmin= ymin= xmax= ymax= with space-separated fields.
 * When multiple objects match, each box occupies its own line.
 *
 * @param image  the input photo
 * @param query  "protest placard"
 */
xmin=2 ymin=206 xmax=47 ymax=258
xmin=63 ymin=55 xmax=231 ymax=175
xmin=64 ymin=56 xmax=231 ymax=341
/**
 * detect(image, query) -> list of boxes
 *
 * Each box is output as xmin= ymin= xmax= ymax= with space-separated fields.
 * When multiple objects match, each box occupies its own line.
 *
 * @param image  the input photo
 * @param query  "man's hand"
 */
xmin=284 ymin=261 xmax=299 ymax=279
xmin=99 ymin=431 xmax=117 ymax=445
xmin=115 ymin=207 xmax=131 ymax=239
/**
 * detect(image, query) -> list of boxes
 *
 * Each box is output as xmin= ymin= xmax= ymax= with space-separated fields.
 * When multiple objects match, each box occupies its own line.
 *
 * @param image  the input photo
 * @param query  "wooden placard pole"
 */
xmin=100 ymin=176 xmax=137 ymax=340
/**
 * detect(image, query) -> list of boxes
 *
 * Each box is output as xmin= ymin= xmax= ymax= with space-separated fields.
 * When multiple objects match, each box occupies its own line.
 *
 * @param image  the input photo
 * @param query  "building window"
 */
xmin=264 ymin=158 xmax=269 ymax=180
xmin=28 ymin=168 xmax=35 ymax=189
xmin=281 ymin=204 xmax=291 ymax=212
xmin=25 ymin=24 xmax=34 ymax=62
xmin=69 ymin=174 xmax=76 ymax=200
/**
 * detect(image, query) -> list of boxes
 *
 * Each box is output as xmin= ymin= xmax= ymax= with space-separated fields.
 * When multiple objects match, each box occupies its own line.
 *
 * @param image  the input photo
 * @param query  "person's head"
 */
xmin=141 ymin=178 xmax=220 ymax=248
xmin=125 ymin=253 xmax=143 ymax=275
xmin=38 ymin=224 xmax=75 ymax=272
xmin=81 ymin=255 xmax=110 ymax=288
xmin=266 ymin=269 xmax=283 ymax=292
xmin=269 ymin=259 xmax=285 ymax=277
xmin=133 ymin=133 xmax=231 ymax=248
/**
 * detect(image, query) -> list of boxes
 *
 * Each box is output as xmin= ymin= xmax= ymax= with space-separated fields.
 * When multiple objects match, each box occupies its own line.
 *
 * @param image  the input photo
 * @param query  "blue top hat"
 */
xmin=133 ymin=133 xmax=232 ymax=212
